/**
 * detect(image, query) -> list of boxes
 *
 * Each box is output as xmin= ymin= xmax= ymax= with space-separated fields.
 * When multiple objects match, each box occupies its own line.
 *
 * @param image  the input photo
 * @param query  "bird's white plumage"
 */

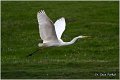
xmin=37 ymin=10 xmax=90 ymax=47
xmin=54 ymin=17 xmax=66 ymax=39
xmin=37 ymin=10 xmax=59 ymax=43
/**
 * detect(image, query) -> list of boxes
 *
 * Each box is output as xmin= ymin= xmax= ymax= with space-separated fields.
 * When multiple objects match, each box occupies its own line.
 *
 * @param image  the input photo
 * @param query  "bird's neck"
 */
xmin=61 ymin=36 xmax=82 ymax=46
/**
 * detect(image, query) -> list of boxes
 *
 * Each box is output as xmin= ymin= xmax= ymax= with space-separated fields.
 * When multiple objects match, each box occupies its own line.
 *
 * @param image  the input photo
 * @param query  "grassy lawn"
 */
xmin=1 ymin=1 xmax=119 ymax=79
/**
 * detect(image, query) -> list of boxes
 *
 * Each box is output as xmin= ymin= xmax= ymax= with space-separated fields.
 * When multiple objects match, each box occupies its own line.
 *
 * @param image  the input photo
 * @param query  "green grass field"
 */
xmin=1 ymin=1 xmax=119 ymax=79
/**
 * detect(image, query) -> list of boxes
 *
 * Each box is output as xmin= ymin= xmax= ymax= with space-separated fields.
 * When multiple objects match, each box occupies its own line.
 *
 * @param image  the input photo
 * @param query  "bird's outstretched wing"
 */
xmin=54 ymin=17 xmax=66 ymax=39
xmin=37 ymin=10 xmax=58 ymax=43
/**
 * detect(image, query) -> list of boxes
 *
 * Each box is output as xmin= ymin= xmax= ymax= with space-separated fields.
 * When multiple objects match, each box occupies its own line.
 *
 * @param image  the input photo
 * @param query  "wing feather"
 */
xmin=54 ymin=17 xmax=66 ymax=39
xmin=37 ymin=10 xmax=58 ymax=43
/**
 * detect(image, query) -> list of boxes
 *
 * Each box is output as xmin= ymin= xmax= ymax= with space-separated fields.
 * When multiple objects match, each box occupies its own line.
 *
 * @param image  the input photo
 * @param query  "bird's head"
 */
xmin=77 ymin=35 xmax=91 ymax=38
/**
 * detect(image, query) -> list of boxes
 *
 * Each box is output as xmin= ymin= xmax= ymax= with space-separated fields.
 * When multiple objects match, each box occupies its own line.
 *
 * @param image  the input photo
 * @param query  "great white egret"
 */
xmin=37 ymin=10 xmax=90 ymax=47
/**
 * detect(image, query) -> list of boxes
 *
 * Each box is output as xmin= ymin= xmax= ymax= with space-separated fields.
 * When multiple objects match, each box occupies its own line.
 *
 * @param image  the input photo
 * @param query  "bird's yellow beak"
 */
xmin=82 ymin=36 xmax=92 ymax=38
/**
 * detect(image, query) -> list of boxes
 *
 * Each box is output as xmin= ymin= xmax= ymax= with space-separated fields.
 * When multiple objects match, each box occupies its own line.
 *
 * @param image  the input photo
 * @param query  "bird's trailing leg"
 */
xmin=26 ymin=49 xmax=40 ymax=57
xmin=26 ymin=47 xmax=45 ymax=57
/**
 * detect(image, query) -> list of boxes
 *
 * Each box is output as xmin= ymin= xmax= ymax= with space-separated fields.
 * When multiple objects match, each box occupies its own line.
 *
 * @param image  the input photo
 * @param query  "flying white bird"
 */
xmin=37 ymin=10 xmax=90 ymax=47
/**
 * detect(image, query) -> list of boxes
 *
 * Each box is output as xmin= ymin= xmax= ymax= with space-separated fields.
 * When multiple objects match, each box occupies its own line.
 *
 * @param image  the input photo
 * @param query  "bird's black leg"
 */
xmin=26 ymin=47 xmax=44 ymax=57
